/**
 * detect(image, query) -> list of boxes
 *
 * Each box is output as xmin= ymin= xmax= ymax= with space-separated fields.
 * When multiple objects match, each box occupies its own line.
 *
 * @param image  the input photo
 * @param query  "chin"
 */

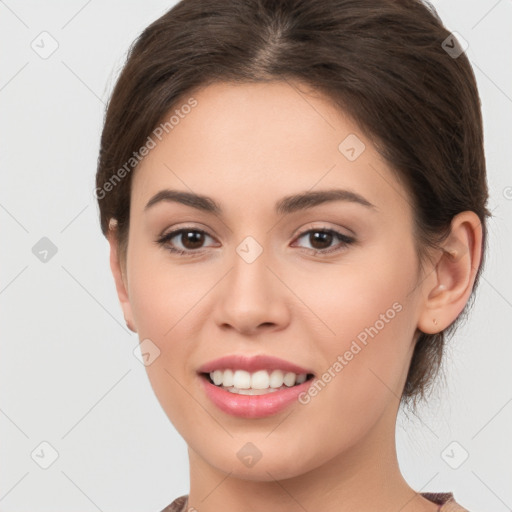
xmin=200 ymin=442 xmax=318 ymax=482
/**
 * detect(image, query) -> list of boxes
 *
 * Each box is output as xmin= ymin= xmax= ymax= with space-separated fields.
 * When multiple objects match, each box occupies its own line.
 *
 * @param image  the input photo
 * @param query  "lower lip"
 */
xmin=199 ymin=374 xmax=314 ymax=419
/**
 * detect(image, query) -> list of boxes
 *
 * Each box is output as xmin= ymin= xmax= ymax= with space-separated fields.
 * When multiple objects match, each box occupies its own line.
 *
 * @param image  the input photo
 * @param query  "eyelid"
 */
xmin=291 ymin=225 xmax=355 ymax=252
xmin=294 ymin=226 xmax=354 ymax=242
xmin=290 ymin=219 xmax=356 ymax=239
xmin=158 ymin=226 xmax=217 ymax=244
xmin=157 ymin=221 xmax=212 ymax=238
xmin=291 ymin=221 xmax=353 ymax=238
xmin=155 ymin=225 xmax=218 ymax=256
xmin=157 ymin=222 xmax=356 ymax=256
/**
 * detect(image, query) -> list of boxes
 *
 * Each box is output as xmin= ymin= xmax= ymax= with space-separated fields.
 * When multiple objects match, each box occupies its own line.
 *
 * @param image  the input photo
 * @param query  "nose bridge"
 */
xmin=237 ymin=235 xmax=269 ymax=284
xmin=229 ymin=234 xmax=273 ymax=307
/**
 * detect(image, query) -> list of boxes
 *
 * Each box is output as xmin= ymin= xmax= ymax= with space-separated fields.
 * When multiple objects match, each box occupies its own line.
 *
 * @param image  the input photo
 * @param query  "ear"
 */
xmin=107 ymin=219 xmax=137 ymax=333
xmin=417 ymin=211 xmax=483 ymax=334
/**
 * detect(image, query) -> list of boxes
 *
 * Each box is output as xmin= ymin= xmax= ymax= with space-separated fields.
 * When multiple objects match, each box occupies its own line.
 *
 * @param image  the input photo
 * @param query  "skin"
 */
xmin=108 ymin=81 xmax=482 ymax=512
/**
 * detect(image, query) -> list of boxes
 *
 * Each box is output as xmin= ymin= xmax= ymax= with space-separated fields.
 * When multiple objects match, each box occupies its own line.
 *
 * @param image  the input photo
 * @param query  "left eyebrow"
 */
xmin=275 ymin=188 xmax=377 ymax=215
xmin=144 ymin=188 xmax=378 ymax=216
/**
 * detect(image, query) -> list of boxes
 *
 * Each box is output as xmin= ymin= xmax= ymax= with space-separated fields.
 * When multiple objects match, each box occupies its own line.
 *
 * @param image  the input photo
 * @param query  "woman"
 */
xmin=95 ymin=0 xmax=490 ymax=510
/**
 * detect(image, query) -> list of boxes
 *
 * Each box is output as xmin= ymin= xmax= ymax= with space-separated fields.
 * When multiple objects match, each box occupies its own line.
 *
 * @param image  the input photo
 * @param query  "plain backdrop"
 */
xmin=0 ymin=1 xmax=511 ymax=511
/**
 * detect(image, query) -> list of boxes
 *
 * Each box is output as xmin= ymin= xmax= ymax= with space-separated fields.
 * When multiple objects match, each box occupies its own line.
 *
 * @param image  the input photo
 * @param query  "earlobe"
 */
xmin=107 ymin=220 xmax=137 ymax=333
xmin=417 ymin=211 xmax=483 ymax=334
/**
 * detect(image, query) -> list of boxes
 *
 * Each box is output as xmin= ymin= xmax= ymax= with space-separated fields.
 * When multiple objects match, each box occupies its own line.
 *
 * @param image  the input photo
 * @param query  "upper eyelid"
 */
xmin=160 ymin=223 xmax=352 ymax=237
xmin=159 ymin=227 xmax=217 ymax=244
xmin=292 ymin=224 xmax=354 ymax=240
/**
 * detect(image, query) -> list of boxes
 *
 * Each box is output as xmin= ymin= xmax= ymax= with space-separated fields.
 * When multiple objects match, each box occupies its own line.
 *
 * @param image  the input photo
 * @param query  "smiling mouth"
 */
xmin=200 ymin=370 xmax=315 ymax=395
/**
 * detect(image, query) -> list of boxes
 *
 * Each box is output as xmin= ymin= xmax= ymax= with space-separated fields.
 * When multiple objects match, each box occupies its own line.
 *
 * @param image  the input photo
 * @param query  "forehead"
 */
xmin=131 ymin=81 xmax=412 ymax=221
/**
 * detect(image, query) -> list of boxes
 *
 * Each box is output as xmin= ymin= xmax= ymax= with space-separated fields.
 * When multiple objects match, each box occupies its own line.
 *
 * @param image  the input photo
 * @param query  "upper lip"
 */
xmin=197 ymin=354 xmax=314 ymax=375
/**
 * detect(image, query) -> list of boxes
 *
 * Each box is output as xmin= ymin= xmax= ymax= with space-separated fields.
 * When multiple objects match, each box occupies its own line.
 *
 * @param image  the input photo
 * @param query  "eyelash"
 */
xmin=156 ymin=226 xmax=355 ymax=257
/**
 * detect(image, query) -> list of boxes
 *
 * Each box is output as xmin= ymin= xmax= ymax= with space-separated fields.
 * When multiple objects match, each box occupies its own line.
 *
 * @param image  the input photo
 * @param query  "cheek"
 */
xmin=289 ymin=253 xmax=412 ymax=344
xmin=288 ymin=276 xmax=414 ymax=455
xmin=292 ymin=251 xmax=417 ymax=400
xmin=126 ymin=249 xmax=205 ymax=432
xmin=127 ymin=242 xmax=208 ymax=338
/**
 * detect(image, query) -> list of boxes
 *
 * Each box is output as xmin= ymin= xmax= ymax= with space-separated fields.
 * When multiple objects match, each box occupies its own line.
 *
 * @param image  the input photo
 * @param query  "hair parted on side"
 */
xmin=95 ymin=0 xmax=491 ymax=410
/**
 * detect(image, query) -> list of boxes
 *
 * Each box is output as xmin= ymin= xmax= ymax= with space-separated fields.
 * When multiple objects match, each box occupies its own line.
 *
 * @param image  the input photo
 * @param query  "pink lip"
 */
xmin=197 ymin=354 xmax=315 ymax=419
xmin=197 ymin=354 xmax=314 ymax=375
xmin=199 ymin=374 xmax=315 ymax=419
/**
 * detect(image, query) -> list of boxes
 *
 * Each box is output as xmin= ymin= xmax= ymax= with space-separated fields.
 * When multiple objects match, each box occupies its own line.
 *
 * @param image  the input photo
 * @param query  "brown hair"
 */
xmin=95 ymin=0 xmax=491 ymax=410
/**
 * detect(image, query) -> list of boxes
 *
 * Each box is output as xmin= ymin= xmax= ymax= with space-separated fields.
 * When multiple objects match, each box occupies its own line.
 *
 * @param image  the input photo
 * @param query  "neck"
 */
xmin=185 ymin=405 xmax=438 ymax=512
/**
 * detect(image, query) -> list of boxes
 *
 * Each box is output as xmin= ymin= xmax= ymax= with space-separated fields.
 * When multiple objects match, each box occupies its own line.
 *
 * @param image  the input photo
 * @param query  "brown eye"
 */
xmin=293 ymin=228 xmax=355 ymax=255
xmin=179 ymin=230 xmax=206 ymax=249
xmin=156 ymin=228 xmax=217 ymax=255
xmin=308 ymin=231 xmax=333 ymax=250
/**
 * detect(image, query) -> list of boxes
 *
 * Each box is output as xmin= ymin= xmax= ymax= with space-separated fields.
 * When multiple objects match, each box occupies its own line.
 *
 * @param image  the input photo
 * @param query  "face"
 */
xmin=116 ymin=81 xmax=430 ymax=480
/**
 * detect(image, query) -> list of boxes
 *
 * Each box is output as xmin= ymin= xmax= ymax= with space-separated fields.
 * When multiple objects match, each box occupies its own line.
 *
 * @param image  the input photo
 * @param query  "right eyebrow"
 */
xmin=275 ymin=188 xmax=377 ymax=215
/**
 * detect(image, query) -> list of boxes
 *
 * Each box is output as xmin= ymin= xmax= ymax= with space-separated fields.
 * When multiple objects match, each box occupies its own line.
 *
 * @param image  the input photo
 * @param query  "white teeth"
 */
xmin=233 ymin=370 xmax=251 ymax=389
xmin=251 ymin=370 xmax=270 ymax=389
xmin=283 ymin=372 xmax=296 ymax=387
xmin=296 ymin=373 xmax=307 ymax=384
xmin=222 ymin=369 xmax=234 ymax=387
xmin=230 ymin=387 xmax=281 ymax=395
xmin=212 ymin=370 xmax=223 ymax=386
xmin=208 ymin=369 xmax=309 ymax=390
xmin=269 ymin=369 xmax=284 ymax=388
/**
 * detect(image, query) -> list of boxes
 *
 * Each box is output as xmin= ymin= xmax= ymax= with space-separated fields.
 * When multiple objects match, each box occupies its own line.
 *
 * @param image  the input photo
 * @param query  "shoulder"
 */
xmin=159 ymin=494 xmax=189 ymax=512
xmin=421 ymin=492 xmax=470 ymax=511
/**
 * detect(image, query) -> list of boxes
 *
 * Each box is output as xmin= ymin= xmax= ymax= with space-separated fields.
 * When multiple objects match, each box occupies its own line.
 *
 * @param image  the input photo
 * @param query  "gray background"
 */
xmin=0 ymin=1 xmax=511 ymax=511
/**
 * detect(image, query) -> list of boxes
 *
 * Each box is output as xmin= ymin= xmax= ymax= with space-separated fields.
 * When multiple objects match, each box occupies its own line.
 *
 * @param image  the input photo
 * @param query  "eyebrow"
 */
xmin=144 ymin=188 xmax=377 ymax=215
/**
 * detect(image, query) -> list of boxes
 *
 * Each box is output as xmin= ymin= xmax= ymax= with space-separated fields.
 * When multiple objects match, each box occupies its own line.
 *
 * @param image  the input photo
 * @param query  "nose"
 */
xmin=212 ymin=245 xmax=291 ymax=336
